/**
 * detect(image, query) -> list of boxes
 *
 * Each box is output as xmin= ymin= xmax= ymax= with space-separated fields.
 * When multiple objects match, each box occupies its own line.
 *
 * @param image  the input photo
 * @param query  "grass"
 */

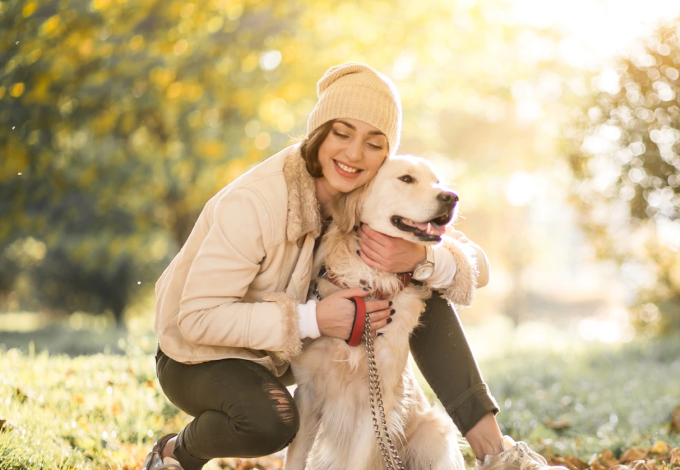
xmin=482 ymin=338 xmax=680 ymax=458
xmin=0 ymin=322 xmax=679 ymax=469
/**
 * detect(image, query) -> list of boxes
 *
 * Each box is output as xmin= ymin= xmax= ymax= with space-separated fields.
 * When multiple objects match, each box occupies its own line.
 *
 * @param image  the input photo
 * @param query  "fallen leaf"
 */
xmin=651 ymin=442 xmax=671 ymax=455
xmin=77 ymin=415 xmax=89 ymax=431
xmin=545 ymin=419 xmax=571 ymax=430
xmin=671 ymin=406 xmax=680 ymax=434
xmin=550 ymin=456 xmax=588 ymax=470
xmin=621 ymin=447 xmax=649 ymax=463
xmin=550 ymin=457 xmax=576 ymax=470
xmin=14 ymin=387 xmax=28 ymax=403
xmin=591 ymin=463 xmax=608 ymax=470
xmin=590 ymin=453 xmax=609 ymax=470
xmin=601 ymin=449 xmax=620 ymax=468
xmin=670 ymin=448 xmax=679 ymax=465
xmin=566 ymin=456 xmax=590 ymax=470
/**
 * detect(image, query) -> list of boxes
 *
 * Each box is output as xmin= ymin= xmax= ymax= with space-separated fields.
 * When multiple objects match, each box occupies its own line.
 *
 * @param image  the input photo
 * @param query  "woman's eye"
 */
xmin=332 ymin=130 xmax=349 ymax=139
xmin=398 ymin=175 xmax=414 ymax=183
xmin=367 ymin=143 xmax=384 ymax=150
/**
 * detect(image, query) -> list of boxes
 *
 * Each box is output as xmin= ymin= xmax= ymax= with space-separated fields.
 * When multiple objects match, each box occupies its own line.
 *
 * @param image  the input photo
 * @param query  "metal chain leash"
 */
xmin=313 ymin=278 xmax=405 ymax=470
xmin=363 ymin=313 xmax=405 ymax=470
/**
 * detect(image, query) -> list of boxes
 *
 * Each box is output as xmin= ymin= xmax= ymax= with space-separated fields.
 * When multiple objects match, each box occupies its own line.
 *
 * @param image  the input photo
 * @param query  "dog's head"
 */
xmin=330 ymin=155 xmax=458 ymax=244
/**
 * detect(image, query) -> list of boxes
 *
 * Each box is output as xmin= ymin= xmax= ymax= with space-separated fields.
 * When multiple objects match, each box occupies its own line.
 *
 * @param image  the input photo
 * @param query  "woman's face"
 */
xmin=316 ymin=118 xmax=389 ymax=198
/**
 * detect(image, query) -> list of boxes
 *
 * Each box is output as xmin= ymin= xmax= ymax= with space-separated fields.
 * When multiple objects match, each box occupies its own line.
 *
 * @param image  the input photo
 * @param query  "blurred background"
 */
xmin=2 ymin=1 xmax=680 ymax=468
xmin=2 ymin=0 xmax=679 ymax=351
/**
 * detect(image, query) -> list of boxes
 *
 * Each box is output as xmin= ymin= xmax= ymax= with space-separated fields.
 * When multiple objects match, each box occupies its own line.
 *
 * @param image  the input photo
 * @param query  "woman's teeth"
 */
xmin=335 ymin=161 xmax=360 ymax=173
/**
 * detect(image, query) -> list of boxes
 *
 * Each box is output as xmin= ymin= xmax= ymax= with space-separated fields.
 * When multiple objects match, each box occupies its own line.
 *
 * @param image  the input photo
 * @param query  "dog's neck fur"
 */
xmin=323 ymin=225 xmax=410 ymax=299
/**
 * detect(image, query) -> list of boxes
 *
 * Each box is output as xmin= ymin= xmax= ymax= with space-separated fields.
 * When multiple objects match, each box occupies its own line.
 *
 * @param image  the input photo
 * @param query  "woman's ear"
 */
xmin=329 ymin=184 xmax=370 ymax=234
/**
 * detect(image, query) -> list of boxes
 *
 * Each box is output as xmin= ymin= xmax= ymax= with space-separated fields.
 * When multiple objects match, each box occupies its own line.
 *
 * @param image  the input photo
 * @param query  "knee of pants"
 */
xmin=240 ymin=405 xmax=300 ymax=455
xmin=230 ymin=386 xmax=301 ymax=455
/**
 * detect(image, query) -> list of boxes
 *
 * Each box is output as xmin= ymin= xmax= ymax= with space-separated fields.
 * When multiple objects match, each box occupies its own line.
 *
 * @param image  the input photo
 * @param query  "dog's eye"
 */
xmin=398 ymin=175 xmax=415 ymax=184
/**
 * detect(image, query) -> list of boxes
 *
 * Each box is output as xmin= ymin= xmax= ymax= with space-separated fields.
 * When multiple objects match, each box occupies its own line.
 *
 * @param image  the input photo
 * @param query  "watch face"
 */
xmin=413 ymin=264 xmax=435 ymax=280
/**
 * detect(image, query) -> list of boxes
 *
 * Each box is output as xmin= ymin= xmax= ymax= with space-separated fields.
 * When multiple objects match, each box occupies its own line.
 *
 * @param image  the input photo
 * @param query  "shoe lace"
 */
xmin=508 ymin=441 xmax=549 ymax=470
xmin=155 ymin=462 xmax=183 ymax=470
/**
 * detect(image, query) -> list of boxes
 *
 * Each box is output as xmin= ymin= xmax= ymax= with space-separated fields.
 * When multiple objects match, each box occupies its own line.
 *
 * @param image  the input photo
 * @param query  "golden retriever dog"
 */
xmin=285 ymin=155 xmax=465 ymax=470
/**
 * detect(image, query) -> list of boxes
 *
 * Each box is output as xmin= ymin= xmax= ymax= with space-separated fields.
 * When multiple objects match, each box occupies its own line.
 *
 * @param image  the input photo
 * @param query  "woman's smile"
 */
xmin=333 ymin=159 xmax=363 ymax=178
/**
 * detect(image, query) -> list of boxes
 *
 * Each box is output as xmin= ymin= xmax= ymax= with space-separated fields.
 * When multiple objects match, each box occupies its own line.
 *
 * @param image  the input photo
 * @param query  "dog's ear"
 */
xmin=329 ymin=184 xmax=369 ymax=234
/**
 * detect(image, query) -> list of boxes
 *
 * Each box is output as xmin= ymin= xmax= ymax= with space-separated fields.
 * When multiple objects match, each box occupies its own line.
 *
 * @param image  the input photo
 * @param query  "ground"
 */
xmin=0 ymin=322 xmax=679 ymax=470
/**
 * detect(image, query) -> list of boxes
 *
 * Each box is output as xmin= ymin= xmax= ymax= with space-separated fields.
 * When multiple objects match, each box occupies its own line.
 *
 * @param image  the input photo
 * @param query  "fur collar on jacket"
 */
xmin=283 ymin=148 xmax=322 ymax=243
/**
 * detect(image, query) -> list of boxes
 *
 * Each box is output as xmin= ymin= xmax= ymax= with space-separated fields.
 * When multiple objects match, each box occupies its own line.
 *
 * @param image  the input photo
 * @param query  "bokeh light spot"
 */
xmin=174 ymin=39 xmax=189 ymax=56
xmin=10 ymin=83 xmax=25 ymax=98
xmin=254 ymin=132 xmax=270 ymax=150
xmin=244 ymin=120 xmax=260 ymax=138
xmin=269 ymin=98 xmax=286 ymax=114
xmin=259 ymin=50 xmax=282 ymax=71
xmin=180 ymin=3 xmax=195 ymax=19
xmin=506 ymin=172 xmax=538 ymax=207
xmin=129 ymin=35 xmax=144 ymax=51
xmin=207 ymin=16 xmax=224 ymax=33
xmin=166 ymin=82 xmax=182 ymax=99
xmin=22 ymin=2 xmax=37 ymax=17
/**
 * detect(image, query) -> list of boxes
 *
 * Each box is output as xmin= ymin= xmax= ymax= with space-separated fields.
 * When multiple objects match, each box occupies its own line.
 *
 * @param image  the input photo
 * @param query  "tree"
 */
xmin=1 ymin=0 xmax=560 ymax=320
xmin=567 ymin=19 xmax=680 ymax=333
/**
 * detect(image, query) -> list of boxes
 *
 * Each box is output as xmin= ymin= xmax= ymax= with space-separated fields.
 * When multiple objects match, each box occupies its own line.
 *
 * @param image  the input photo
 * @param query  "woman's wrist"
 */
xmin=409 ymin=245 xmax=427 ymax=272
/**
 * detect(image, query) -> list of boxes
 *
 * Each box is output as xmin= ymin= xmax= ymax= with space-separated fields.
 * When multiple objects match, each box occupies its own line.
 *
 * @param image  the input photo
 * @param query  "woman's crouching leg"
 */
xmin=409 ymin=291 xmax=499 ymax=436
xmin=156 ymin=349 xmax=299 ymax=470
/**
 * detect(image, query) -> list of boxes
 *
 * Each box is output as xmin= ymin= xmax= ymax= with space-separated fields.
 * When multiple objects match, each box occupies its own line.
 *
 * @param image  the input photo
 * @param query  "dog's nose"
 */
xmin=437 ymin=192 xmax=458 ymax=205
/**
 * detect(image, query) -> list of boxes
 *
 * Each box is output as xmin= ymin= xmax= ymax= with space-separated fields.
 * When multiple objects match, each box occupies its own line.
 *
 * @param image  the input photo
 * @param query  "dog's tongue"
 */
xmin=408 ymin=220 xmax=446 ymax=237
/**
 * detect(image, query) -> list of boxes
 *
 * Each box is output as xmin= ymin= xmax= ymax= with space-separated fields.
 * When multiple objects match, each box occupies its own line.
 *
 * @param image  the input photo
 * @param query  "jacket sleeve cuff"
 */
xmin=426 ymin=244 xmax=458 ymax=289
xmin=297 ymin=300 xmax=321 ymax=339
xmin=437 ymin=235 xmax=479 ymax=307
xmin=262 ymin=292 xmax=303 ymax=362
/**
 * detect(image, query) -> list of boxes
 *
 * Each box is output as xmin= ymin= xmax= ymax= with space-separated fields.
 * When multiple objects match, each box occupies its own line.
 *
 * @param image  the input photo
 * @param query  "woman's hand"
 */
xmin=316 ymin=287 xmax=393 ymax=339
xmin=357 ymin=223 xmax=426 ymax=273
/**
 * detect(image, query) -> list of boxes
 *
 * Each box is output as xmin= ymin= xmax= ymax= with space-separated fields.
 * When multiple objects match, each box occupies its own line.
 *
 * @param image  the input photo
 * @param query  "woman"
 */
xmin=144 ymin=63 xmax=563 ymax=470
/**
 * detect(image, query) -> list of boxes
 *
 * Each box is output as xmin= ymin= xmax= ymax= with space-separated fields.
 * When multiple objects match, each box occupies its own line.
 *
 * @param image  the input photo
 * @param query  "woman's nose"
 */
xmin=344 ymin=139 xmax=363 ymax=162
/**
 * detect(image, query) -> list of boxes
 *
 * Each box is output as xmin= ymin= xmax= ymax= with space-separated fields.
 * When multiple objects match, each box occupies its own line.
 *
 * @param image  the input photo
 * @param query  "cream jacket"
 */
xmin=154 ymin=144 xmax=490 ymax=376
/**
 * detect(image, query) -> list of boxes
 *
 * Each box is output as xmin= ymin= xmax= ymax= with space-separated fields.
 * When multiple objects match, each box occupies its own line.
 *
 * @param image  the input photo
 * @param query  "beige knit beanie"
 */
xmin=307 ymin=63 xmax=402 ymax=156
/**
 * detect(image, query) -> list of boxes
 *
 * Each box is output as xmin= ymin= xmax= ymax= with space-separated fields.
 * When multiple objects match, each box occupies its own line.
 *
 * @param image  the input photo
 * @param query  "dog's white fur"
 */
xmin=285 ymin=155 xmax=465 ymax=470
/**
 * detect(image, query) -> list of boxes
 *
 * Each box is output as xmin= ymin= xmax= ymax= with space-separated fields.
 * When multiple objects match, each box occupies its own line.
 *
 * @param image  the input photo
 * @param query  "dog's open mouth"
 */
xmin=391 ymin=212 xmax=453 ymax=242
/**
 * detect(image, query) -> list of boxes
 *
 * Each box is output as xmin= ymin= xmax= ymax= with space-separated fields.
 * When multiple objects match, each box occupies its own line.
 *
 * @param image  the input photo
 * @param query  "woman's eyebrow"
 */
xmin=335 ymin=119 xmax=386 ymax=136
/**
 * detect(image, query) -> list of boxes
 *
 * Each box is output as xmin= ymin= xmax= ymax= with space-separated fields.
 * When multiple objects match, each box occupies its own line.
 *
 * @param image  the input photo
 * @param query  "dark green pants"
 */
xmin=156 ymin=291 xmax=499 ymax=470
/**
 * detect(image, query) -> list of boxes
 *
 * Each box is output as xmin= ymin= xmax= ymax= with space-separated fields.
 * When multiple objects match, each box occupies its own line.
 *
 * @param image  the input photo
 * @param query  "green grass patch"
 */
xmin=0 ymin=333 xmax=190 ymax=469
xmin=481 ymin=337 xmax=680 ymax=459
xmin=0 ymin=330 xmax=679 ymax=469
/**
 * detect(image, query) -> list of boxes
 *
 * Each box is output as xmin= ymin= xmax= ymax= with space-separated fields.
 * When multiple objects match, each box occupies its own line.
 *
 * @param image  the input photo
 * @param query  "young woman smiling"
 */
xmin=144 ymin=63 xmax=565 ymax=470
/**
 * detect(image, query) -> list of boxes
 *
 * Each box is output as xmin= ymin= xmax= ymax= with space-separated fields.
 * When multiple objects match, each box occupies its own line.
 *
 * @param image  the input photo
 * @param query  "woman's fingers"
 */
xmin=366 ymin=300 xmax=393 ymax=332
xmin=357 ymin=240 xmax=386 ymax=267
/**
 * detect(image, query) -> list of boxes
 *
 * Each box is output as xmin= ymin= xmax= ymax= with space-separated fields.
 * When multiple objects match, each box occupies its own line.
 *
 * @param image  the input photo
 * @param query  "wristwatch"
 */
xmin=412 ymin=246 xmax=435 ymax=281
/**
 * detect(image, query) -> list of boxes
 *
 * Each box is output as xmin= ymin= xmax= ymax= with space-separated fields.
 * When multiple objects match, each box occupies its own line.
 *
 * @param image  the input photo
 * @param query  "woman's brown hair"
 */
xmin=299 ymin=120 xmax=335 ymax=178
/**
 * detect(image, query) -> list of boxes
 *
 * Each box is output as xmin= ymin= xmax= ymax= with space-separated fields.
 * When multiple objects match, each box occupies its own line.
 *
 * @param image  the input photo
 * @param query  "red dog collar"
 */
xmin=327 ymin=272 xmax=412 ymax=300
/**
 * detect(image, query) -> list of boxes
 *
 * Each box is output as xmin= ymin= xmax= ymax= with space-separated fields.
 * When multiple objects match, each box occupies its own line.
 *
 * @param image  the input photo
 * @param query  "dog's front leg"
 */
xmin=344 ymin=415 xmax=381 ymax=469
xmin=284 ymin=383 xmax=321 ymax=470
